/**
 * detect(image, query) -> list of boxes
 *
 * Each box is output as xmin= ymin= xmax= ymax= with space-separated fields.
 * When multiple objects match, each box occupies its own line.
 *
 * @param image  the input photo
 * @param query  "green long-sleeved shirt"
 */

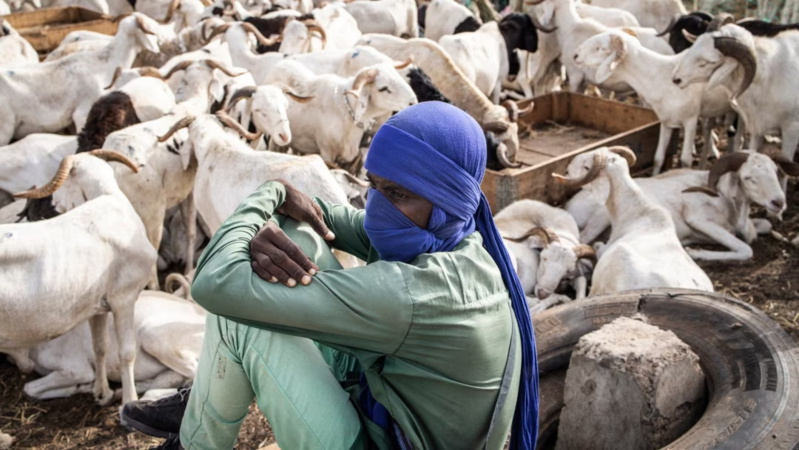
xmin=191 ymin=181 xmax=521 ymax=450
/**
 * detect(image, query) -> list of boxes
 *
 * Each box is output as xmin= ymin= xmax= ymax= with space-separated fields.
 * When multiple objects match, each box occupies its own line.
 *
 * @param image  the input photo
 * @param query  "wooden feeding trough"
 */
xmin=482 ymin=92 xmax=675 ymax=212
xmin=2 ymin=6 xmax=117 ymax=55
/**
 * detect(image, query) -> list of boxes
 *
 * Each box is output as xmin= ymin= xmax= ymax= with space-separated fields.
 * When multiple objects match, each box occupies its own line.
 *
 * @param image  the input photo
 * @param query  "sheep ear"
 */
xmin=208 ymin=79 xmax=225 ymax=103
xmin=595 ymin=35 xmax=625 ymax=84
xmin=527 ymin=235 xmax=547 ymax=251
xmin=352 ymin=91 xmax=370 ymax=123
xmin=707 ymin=58 xmax=738 ymax=93
xmin=180 ymin=139 xmax=194 ymax=171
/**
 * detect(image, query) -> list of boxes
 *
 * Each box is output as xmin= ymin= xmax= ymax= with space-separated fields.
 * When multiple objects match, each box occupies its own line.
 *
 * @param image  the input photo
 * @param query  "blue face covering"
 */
xmin=362 ymin=101 xmax=539 ymax=449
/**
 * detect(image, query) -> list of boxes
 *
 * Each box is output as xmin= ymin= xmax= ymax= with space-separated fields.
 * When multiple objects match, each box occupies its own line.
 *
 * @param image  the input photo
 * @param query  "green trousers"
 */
xmin=179 ymin=220 xmax=372 ymax=450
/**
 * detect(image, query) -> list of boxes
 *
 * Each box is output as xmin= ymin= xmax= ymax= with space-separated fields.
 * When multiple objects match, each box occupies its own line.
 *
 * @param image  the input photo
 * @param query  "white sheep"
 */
xmin=495 ymin=199 xmax=595 ymax=300
xmin=590 ymin=0 xmax=686 ymax=33
xmin=0 ymin=14 xmax=161 ymax=145
xmin=422 ymin=0 xmax=481 ymax=42
xmin=12 ymin=288 xmax=205 ymax=402
xmin=343 ymin=0 xmax=418 ymax=38
xmin=566 ymin=152 xmax=799 ymax=260
xmin=573 ymin=29 xmax=733 ymax=174
xmin=672 ymin=23 xmax=799 ymax=192
xmin=553 ymin=146 xmax=714 ymax=295
xmin=1 ymin=151 xmax=157 ymax=405
xmin=0 ymin=134 xmax=78 ymax=198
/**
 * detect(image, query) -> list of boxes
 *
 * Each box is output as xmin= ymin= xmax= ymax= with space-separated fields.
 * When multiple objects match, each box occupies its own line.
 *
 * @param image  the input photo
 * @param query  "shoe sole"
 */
xmin=120 ymin=413 xmax=178 ymax=439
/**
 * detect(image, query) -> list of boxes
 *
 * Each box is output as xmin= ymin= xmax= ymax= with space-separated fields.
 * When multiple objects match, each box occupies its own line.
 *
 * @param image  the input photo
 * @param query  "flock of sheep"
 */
xmin=1 ymin=0 xmax=798 ymax=443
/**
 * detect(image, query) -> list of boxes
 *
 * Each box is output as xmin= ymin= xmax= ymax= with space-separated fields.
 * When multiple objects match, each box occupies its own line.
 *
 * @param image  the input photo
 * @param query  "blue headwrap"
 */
xmin=362 ymin=102 xmax=539 ymax=448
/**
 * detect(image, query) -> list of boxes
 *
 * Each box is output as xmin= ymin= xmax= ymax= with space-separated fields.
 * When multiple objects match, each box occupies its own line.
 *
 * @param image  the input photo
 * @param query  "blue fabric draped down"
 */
xmin=359 ymin=101 xmax=539 ymax=449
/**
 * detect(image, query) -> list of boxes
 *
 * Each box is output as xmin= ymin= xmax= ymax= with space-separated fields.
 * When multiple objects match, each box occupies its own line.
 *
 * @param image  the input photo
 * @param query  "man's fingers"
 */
xmin=251 ymin=261 xmax=279 ymax=283
xmin=308 ymin=203 xmax=335 ymax=241
xmin=253 ymin=251 xmax=298 ymax=287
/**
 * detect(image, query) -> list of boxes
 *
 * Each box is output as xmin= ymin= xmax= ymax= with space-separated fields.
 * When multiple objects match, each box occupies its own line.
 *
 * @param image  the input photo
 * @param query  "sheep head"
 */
xmin=574 ymin=30 xmax=631 ymax=84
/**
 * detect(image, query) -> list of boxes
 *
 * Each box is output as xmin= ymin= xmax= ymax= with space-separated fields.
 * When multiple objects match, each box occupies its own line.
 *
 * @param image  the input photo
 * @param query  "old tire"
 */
xmin=533 ymin=289 xmax=799 ymax=450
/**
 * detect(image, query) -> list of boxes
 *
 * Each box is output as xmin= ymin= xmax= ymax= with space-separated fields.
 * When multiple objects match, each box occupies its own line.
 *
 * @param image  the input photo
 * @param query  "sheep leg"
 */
xmin=88 ymin=313 xmax=114 ymax=405
xmin=780 ymin=123 xmax=799 ymax=192
xmin=182 ymin=192 xmax=197 ymax=275
xmin=729 ymin=114 xmax=745 ymax=153
xmin=579 ymin=208 xmax=611 ymax=244
xmin=528 ymin=294 xmax=572 ymax=315
xmin=701 ymin=118 xmax=720 ymax=167
xmin=147 ymin=208 xmax=167 ymax=290
xmin=112 ymin=302 xmax=138 ymax=405
xmin=23 ymin=369 xmax=94 ymax=400
xmin=680 ymin=120 xmax=698 ymax=169
xmin=5 ymin=348 xmax=34 ymax=374
xmin=684 ymin=219 xmax=754 ymax=261
xmin=652 ymin=123 xmax=674 ymax=176
xmin=573 ymin=275 xmax=587 ymax=300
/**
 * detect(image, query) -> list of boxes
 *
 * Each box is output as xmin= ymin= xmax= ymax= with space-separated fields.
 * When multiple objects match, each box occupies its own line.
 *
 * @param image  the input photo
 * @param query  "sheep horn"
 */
xmin=682 ymin=28 xmax=698 ymax=43
xmin=226 ymin=86 xmax=256 ymax=111
xmin=283 ymin=89 xmax=314 ymax=103
xmin=770 ymin=154 xmax=799 ymax=177
xmin=159 ymin=0 xmax=181 ymax=24
xmin=656 ymin=16 xmax=677 ymax=37
xmin=303 ymin=22 xmax=327 ymax=49
xmin=501 ymin=99 xmax=519 ymax=123
xmin=165 ymin=273 xmax=191 ymax=297
xmin=135 ymin=14 xmax=157 ymax=35
xmin=339 ymin=171 xmax=370 ymax=188
xmin=204 ymin=59 xmax=247 ymax=78
xmin=87 ymin=149 xmax=140 ymax=173
xmin=524 ymin=0 xmax=546 ymax=5
xmin=112 ymin=13 xmax=132 ymax=23
xmin=682 ymin=185 xmax=721 ymax=197
xmin=346 ymin=68 xmax=379 ymax=97
xmin=394 ymin=56 xmax=413 ymax=70
xmin=138 ymin=66 xmax=164 ymax=79
xmin=163 ymin=60 xmax=195 ymax=80
xmin=14 ymin=155 xmax=76 ymax=199
xmin=608 ymin=146 xmax=637 ymax=166
xmin=552 ymin=152 xmax=606 ymax=187
xmin=105 ymin=67 xmax=123 ymax=90
xmin=158 ymin=116 xmax=196 ymax=142
xmin=241 ymin=22 xmax=281 ymax=47
xmin=707 ymin=12 xmax=734 ymax=32
xmin=713 ymin=36 xmax=757 ymax=97
xmin=689 ymin=11 xmax=714 ymax=21
xmin=706 ymin=151 xmax=750 ymax=189
xmin=215 ymin=110 xmax=264 ymax=142
xmin=204 ymin=22 xmax=232 ymax=42
xmin=574 ymin=243 xmax=597 ymax=265
xmin=529 ymin=11 xmax=556 ymax=33
xmin=483 ymin=121 xmax=510 ymax=134
xmin=496 ymin=142 xmax=521 ymax=168
xmin=506 ymin=226 xmax=559 ymax=245
xmin=198 ymin=0 xmax=212 ymax=6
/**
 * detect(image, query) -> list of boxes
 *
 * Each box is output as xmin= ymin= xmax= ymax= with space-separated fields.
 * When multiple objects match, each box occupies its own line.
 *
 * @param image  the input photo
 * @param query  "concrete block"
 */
xmin=556 ymin=317 xmax=706 ymax=450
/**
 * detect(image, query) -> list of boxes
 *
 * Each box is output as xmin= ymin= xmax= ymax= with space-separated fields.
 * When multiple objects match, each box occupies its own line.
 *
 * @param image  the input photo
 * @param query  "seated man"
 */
xmin=127 ymin=101 xmax=539 ymax=449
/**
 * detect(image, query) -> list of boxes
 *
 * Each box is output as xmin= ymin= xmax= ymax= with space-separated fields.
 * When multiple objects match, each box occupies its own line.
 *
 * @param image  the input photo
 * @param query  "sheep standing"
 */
xmin=1 ymin=151 xmax=157 ymax=405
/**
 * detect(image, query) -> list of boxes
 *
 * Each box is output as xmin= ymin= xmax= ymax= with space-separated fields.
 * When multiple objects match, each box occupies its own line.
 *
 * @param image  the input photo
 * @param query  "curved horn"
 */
xmin=241 ymin=22 xmax=281 ymax=47
xmin=137 ymin=66 xmax=164 ymax=79
xmin=87 ymin=149 xmax=140 ymax=173
xmin=204 ymin=22 xmax=232 ymax=42
xmin=552 ymin=152 xmax=606 ymax=188
xmin=215 ymin=111 xmax=264 ymax=141
xmin=283 ymin=89 xmax=314 ymax=103
xmin=529 ymin=11 xmax=556 ymax=33
xmin=198 ymin=0 xmax=212 ymax=6
xmin=204 ymin=59 xmax=247 ymax=78
xmin=496 ymin=142 xmax=521 ymax=168
xmin=682 ymin=185 xmax=721 ymax=197
xmin=574 ymin=243 xmax=597 ymax=264
xmin=524 ymin=0 xmax=546 ymax=5
xmin=105 ymin=66 xmax=123 ymax=90
xmin=112 ymin=13 xmax=132 ymax=23
xmin=394 ymin=56 xmax=413 ymax=70
xmin=501 ymin=99 xmax=519 ymax=123
xmin=158 ymin=116 xmax=196 ymax=143
xmin=608 ymin=146 xmax=637 ymax=166
xmin=682 ymin=28 xmax=698 ymax=43
xmin=713 ymin=36 xmax=757 ymax=97
xmin=339 ymin=170 xmax=370 ymax=188
xmin=706 ymin=151 xmax=750 ymax=188
xmin=656 ymin=16 xmax=677 ymax=37
xmin=159 ymin=0 xmax=181 ymax=24
xmin=165 ymin=273 xmax=192 ymax=297
xmin=689 ymin=11 xmax=714 ymax=21
xmin=14 ymin=155 xmax=76 ymax=199
xmin=707 ymin=12 xmax=734 ymax=32
xmin=135 ymin=14 xmax=157 ymax=35
xmin=346 ymin=68 xmax=379 ymax=97
xmin=483 ymin=121 xmax=510 ymax=134
xmin=226 ymin=86 xmax=256 ymax=111
xmin=303 ymin=22 xmax=327 ymax=49
xmin=506 ymin=226 xmax=559 ymax=245
xmin=163 ymin=60 xmax=195 ymax=80
xmin=770 ymin=154 xmax=799 ymax=177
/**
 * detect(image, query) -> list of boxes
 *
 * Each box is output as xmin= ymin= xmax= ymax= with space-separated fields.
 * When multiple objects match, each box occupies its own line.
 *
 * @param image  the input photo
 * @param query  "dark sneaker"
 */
xmin=121 ymin=385 xmax=191 ymax=438
xmin=150 ymin=434 xmax=184 ymax=450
